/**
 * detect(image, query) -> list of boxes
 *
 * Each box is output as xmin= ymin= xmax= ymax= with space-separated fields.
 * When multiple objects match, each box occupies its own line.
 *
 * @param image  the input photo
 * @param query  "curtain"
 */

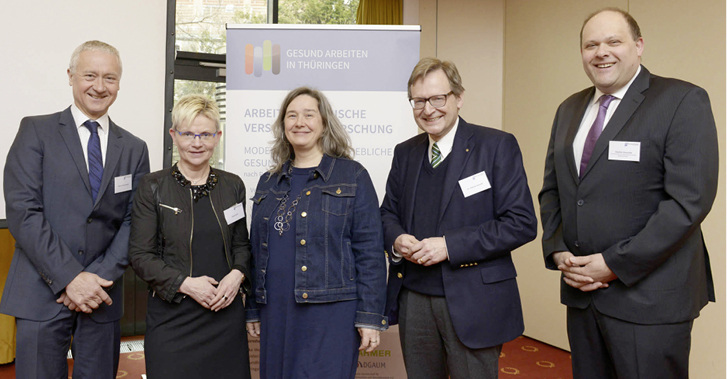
xmin=0 ymin=229 xmax=15 ymax=364
xmin=356 ymin=0 xmax=403 ymax=25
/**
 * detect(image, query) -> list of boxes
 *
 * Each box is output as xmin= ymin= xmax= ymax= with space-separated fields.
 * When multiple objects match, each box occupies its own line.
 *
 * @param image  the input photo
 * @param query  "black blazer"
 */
xmin=539 ymin=66 xmax=718 ymax=324
xmin=381 ymin=118 xmax=537 ymax=349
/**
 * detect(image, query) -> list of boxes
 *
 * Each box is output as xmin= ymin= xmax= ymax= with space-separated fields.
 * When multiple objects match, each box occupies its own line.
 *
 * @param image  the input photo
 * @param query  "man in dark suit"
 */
xmin=539 ymin=8 xmax=718 ymax=378
xmin=380 ymin=57 xmax=537 ymax=378
xmin=2 ymin=40 xmax=149 ymax=378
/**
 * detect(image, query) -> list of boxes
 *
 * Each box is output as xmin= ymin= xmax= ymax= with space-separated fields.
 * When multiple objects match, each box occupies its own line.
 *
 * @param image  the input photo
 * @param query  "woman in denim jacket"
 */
xmin=245 ymin=87 xmax=387 ymax=378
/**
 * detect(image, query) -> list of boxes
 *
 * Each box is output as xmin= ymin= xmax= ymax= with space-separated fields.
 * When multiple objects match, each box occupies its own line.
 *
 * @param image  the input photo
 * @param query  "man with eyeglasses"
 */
xmin=380 ymin=57 xmax=537 ymax=378
xmin=2 ymin=40 xmax=149 ymax=378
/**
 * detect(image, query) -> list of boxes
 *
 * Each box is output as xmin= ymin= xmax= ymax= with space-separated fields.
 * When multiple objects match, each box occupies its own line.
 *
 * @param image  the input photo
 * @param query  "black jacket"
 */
xmin=129 ymin=166 xmax=252 ymax=302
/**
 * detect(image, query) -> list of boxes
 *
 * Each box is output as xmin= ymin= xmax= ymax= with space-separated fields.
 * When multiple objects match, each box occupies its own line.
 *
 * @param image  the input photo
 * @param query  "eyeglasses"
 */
xmin=175 ymin=131 xmax=218 ymax=142
xmin=409 ymin=91 xmax=454 ymax=110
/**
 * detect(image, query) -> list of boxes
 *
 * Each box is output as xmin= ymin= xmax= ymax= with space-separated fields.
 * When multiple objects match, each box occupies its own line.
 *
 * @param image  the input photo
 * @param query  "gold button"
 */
xmin=382 ymin=320 xmax=387 ymax=325
xmin=336 ymin=188 xmax=342 ymax=194
xmin=397 ymin=273 xmax=403 ymax=279
xmin=302 ymin=293 xmax=308 ymax=299
xmin=301 ymin=266 xmax=307 ymax=272
xmin=300 ymin=239 xmax=306 ymax=246
xmin=313 ymin=173 xmax=318 ymax=178
xmin=306 ymin=191 xmax=311 ymax=196
xmin=301 ymin=211 xmax=307 ymax=218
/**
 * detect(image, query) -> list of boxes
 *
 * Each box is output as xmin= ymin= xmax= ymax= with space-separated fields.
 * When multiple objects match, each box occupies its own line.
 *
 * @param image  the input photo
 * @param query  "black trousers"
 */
xmin=567 ymin=304 xmax=693 ymax=379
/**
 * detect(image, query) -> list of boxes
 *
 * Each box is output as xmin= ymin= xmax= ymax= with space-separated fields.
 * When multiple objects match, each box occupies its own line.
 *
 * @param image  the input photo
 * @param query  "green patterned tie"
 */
xmin=431 ymin=142 xmax=442 ymax=168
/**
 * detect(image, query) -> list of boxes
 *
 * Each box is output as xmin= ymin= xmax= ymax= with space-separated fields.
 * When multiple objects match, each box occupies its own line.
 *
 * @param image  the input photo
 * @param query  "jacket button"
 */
xmin=301 ymin=266 xmax=307 ymax=272
xmin=306 ymin=191 xmax=311 ymax=196
xmin=397 ymin=273 xmax=403 ymax=279
xmin=577 ymin=199 xmax=584 ymax=206
xmin=300 ymin=239 xmax=306 ymax=246
xmin=574 ymin=240 xmax=580 ymax=247
xmin=301 ymin=212 xmax=307 ymax=218
xmin=336 ymin=188 xmax=341 ymax=194
xmin=313 ymin=173 xmax=318 ymax=179
xmin=382 ymin=320 xmax=387 ymax=325
xmin=87 ymin=218 xmax=92 ymax=224
xmin=78 ymin=250 xmax=84 ymax=255
xmin=302 ymin=293 xmax=308 ymax=299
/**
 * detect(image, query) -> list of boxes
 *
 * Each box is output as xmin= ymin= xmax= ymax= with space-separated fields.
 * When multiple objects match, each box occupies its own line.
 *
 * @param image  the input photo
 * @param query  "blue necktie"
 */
xmin=580 ymin=95 xmax=615 ymax=178
xmin=84 ymin=120 xmax=104 ymax=201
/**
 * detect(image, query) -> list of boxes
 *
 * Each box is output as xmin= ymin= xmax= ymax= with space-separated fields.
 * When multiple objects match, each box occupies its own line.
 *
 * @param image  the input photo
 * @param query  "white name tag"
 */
xmin=608 ymin=141 xmax=641 ymax=162
xmin=224 ymin=203 xmax=245 ymax=225
xmin=114 ymin=174 xmax=132 ymax=194
xmin=458 ymin=171 xmax=491 ymax=198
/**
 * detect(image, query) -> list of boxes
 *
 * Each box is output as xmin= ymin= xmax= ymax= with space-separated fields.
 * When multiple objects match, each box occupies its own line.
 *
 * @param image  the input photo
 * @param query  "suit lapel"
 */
xmin=95 ymin=119 xmax=125 ymax=204
xmin=404 ymin=135 xmax=428 ymax=229
xmin=57 ymin=108 xmax=93 ymax=197
xmin=438 ymin=119 xmax=473 ymax=221
xmin=581 ymin=67 xmax=649 ymax=179
xmin=565 ymin=89 xmax=595 ymax=183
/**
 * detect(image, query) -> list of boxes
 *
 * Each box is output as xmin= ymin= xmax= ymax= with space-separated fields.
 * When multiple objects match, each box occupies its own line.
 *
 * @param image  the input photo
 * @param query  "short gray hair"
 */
xmin=69 ymin=40 xmax=122 ymax=75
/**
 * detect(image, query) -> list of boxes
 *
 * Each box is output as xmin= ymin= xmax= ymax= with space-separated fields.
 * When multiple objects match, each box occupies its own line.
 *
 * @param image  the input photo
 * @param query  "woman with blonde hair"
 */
xmin=246 ymin=87 xmax=387 ymax=378
xmin=130 ymin=94 xmax=252 ymax=378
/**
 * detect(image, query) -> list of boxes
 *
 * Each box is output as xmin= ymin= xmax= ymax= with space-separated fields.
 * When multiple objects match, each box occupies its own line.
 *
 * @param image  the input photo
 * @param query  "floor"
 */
xmin=0 ymin=335 xmax=572 ymax=378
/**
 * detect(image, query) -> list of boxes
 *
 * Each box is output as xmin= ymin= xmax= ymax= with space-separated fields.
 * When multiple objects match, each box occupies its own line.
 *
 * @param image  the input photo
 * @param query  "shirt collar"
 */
xmin=278 ymin=154 xmax=335 ymax=183
xmin=593 ymin=65 xmax=642 ymax=103
xmin=428 ymin=117 xmax=459 ymax=157
xmin=71 ymin=104 xmax=110 ymax=133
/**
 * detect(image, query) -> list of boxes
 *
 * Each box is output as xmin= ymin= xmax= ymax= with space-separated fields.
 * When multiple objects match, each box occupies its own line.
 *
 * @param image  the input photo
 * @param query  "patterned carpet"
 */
xmin=0 ymin=335 xmax=572 ymax=378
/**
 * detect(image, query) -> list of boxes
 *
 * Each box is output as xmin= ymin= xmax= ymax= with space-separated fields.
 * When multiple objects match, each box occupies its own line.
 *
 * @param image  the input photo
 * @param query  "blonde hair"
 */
xmin=69 ymin=40 xmax=122 ymax=75
xmin=269 ymin=87 xmax=353 ymax=173
xmin=172 ymin=94 xmax=220 ymax=131
xmin=407 ymin=57 xmax=465 ymax=99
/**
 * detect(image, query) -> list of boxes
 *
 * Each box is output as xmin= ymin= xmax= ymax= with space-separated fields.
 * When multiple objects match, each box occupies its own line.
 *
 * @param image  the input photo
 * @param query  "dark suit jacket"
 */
xmin=539 ymin=66 xmax=718 ymax=324
xmin=2 ymin=107 xmax=150 ymax=322
xmin=381 ymin=118 xmax=537 ymax=349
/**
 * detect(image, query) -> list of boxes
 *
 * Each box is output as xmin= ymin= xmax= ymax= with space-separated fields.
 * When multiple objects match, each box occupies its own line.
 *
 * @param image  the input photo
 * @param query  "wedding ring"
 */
xmin=417 ymin=258 xmax=423 ymax=264
xmin=223 ymin=295 xmax=227 ymax=300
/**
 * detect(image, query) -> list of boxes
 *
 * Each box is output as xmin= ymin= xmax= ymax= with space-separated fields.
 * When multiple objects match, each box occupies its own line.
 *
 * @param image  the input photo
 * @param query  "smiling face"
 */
xmin=284 ymin=94 xmax=324 ymax=156
xmin=409 ymin=69 xmax=463 ymax=141
xmin=68 ymin=50 xmax=121 ymax=119
xmin=581 ymin=10 xmax=644 ymax=94
xmin=170 ymin=114 xmax=220 ymax=171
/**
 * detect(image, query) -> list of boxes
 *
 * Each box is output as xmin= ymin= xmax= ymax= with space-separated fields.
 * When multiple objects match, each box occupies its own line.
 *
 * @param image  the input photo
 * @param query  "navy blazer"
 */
xmin=381 ymin=118 xmax=537 ymax=349
xmin=539 ymin=66 xmax=718 ymax=324
xmin=2 ymin=107 xmax=149 ymax=322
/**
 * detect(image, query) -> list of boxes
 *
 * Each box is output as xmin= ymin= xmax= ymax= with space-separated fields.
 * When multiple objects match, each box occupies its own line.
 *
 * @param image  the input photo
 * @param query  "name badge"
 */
xmin=458 ymin=171 xmax=491 ymax=198
xmin=114 ymin=174 xmax=132 ymax=194
xmin=608 ymin=141 xmax=641 ymax=162
xmin=224 ymin=203 xmax=246 ymax=225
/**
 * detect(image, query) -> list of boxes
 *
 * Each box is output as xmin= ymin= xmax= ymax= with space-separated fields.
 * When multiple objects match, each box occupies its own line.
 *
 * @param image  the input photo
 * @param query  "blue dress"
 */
xmin=259 ymin=166 xmax=359 ymax=379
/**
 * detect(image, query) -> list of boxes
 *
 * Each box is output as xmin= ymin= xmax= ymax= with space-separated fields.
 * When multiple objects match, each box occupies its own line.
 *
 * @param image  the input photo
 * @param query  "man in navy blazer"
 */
xmin=539 ymin=9 xmax=718 ymax=378
xmin=380 ymin=58 xmax=537 ymax=378
xmin=2 ymin=40 xmax=149 ymax=378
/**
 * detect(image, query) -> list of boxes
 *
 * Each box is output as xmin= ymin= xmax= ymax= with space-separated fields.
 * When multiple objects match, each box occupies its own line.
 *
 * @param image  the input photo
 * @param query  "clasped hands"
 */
xmin=57 ymin=271 xmax=113 ymax=313
xmin=179 ymin=269 xmax=244 ymax=312
xmin=394 ymin=234 xmax=448 ymax=266
xmin=552 ymin=251 xmax=617 ymax=292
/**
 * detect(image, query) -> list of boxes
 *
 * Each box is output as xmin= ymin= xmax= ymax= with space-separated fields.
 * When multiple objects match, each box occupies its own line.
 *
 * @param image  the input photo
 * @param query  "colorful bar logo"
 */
xmin=245 ymin=40 xmax=281 ymax=76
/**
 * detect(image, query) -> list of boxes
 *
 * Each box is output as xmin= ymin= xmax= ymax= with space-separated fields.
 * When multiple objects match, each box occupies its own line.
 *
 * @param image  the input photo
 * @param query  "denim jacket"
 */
xmin=246 ymin=155 xmax=388 ymax=330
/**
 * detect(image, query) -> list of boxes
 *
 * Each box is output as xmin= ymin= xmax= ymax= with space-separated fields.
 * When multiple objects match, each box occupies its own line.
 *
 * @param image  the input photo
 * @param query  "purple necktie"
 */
xmin=579 ymin=95 xmax=615 ymax=178
xmin=84 ymin=120 xmax=104 ymax=201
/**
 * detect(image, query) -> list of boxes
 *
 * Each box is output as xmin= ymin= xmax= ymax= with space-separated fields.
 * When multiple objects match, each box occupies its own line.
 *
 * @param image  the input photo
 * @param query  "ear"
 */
xmin=455 ymin=91 xmax=464 ymax=110
xmin=635 ymin=37 xmax=644 ymax=58
xmin=67 ymin=68 xmax=73 ymax=86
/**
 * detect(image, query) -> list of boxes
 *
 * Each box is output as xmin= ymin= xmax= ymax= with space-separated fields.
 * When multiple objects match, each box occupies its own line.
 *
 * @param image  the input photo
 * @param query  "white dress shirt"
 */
xmin=71 ymin=105 xmax=110 ymax=169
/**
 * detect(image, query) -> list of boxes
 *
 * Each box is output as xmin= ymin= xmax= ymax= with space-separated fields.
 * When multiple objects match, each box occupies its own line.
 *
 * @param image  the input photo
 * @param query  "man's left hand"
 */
xmin=410 ymin=237 xmax=448 ymax=266
xmin=558 ymin=253 xmax=616 ymax=292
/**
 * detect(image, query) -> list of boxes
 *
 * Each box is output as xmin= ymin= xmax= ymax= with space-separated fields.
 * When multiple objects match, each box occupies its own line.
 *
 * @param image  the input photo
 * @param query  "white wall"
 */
xmin=0 ymin=1 xmax=168 ymax=220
